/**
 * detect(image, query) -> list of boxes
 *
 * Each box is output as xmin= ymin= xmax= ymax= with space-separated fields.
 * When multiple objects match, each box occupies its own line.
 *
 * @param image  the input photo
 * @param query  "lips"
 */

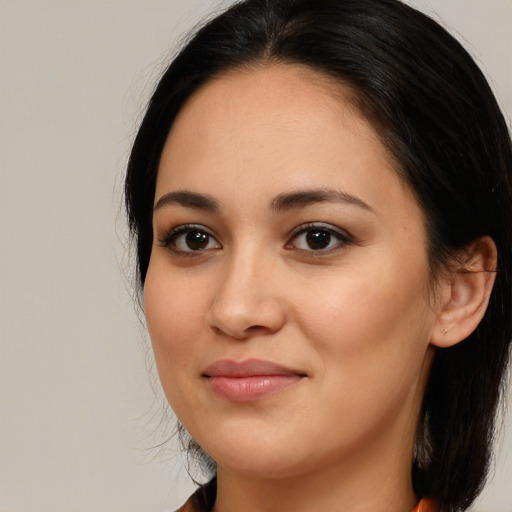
xmin=203 ymin=359 xmax=305 ymax=402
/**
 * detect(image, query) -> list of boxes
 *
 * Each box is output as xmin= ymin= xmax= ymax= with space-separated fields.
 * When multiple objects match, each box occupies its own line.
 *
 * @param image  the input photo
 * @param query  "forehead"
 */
xmin=163 ymin=64 xmax=375 ymax=159
xmin=156 ymin=63 xmax=420 ymax=224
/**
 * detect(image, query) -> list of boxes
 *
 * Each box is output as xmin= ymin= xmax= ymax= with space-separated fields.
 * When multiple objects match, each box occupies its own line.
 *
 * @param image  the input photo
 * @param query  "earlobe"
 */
xmin=430 ymin=236 xmax=497 ymax=348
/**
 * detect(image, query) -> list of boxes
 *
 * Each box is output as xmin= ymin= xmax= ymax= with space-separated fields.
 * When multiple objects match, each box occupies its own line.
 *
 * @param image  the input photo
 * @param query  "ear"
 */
xmin=430 ymin=236 xmax=497 ymax=348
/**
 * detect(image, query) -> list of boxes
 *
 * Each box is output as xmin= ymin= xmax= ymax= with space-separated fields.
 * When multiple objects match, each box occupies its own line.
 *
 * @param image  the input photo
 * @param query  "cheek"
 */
xmin=143 ymin=263 xmax=211 ymax=397
xmin=290 ymin=268 xmax=433 ymax=448
xmin=144 ymin=259 xmax=212 ymax=339
xmin=294 ymin=258 xmax=433 ymax=384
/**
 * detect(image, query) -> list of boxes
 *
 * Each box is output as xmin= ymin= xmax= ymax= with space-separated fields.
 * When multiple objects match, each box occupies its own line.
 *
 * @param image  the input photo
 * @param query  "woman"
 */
xmin=124 ymin=0 xmax=512 ymax=510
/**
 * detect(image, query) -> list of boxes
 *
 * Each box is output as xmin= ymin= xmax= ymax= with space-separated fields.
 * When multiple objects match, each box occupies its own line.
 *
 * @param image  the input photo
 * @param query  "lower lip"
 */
xmin=206 ymin=375 xmax=303 ymax=402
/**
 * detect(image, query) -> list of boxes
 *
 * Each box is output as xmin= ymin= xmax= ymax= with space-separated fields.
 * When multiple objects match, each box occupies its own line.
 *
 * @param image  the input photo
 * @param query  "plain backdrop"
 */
xmin=1 ymin=1 xmax=511 ymax=511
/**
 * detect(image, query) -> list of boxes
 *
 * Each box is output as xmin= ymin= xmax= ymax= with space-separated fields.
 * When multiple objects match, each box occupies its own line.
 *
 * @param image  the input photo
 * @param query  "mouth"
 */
xmin=202 ymin=359 xmax=306 ymax=402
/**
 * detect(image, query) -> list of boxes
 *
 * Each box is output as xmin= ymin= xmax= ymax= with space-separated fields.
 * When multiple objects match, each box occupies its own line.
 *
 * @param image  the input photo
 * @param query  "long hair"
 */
xmin=125 ymin=1 xmax=512 ymax=509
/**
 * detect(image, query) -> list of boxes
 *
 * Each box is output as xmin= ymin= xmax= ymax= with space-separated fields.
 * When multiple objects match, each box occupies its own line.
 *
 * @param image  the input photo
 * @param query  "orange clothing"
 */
xmin=176 ymin=479 xmax=439 ymax=511
xmin=412 ymin=497 xmax=438 ymax=512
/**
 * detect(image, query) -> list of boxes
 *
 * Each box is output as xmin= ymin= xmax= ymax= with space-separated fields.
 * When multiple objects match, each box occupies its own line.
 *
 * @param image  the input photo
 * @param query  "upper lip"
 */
xmin=203 ymin=359 xmax=306 ymax=378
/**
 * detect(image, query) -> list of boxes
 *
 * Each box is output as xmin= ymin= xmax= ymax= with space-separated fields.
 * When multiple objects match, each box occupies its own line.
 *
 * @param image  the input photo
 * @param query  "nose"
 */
xmin=205 ymin=252 xmax=287 ymax=340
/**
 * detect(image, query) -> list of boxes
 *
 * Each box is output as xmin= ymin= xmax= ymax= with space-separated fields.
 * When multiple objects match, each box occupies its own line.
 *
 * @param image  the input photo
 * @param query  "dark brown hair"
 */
xmin=125 ymin=1 xmax=512 ymax=509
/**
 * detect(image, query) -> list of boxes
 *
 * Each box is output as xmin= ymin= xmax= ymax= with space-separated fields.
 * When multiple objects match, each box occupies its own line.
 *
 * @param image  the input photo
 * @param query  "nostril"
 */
xmin=205 ymin=290 xmax=287 ymax=339
xmin=208 ymin=323 xmax=247 ymax=340
xmin=209 ymin=325 xmax=225 ymax=337
xmin=208 ymin=322 xmax=274 ymax=340
xmin=245 ymin=325 xmax=273 ymax=334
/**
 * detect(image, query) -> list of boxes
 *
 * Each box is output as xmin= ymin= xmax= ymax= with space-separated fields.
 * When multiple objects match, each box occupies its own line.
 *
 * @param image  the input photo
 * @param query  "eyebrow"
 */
xmin=270 ymin=189 xmax=374 ymax=213
xmin=153 ymin=188 xmax=374 ymax=215
xmin=154 ymin=191 xmax=219 ymax=212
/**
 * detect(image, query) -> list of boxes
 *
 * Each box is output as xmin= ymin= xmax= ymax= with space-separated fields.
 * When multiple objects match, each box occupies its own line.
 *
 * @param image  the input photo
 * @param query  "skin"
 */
xmin=144 ymin=64 xmax=462 ymax=511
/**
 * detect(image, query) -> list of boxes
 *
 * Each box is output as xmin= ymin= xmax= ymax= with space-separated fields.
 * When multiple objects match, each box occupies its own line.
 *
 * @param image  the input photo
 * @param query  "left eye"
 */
xmin=286 ymin=224 xmax=351 ymax=252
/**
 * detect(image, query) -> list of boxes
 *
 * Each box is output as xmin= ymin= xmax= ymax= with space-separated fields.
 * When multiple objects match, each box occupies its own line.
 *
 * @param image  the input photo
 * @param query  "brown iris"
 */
xmin=186 ymin=230 xmax=210 ymax=250
xmin=306 ymin=230 xmax=331 ymax=250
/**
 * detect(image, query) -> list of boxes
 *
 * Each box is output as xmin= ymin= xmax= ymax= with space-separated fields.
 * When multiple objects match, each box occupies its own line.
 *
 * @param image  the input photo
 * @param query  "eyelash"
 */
xmin=157 ymin=222 xmax=353 ymax=257
xmin=285 ymin=223 xmax=354 ymax=255
xmin=157 ymin=224 xmax=221 ymax=257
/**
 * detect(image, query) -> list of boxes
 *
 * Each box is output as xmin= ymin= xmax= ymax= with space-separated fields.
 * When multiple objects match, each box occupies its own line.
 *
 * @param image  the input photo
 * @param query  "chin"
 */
xmin=190 ymin=423 xmax=300 ymax=478
xmin=214 ymin=449 xmax=303 ymax=479
xmin=201 ymin=428 xmax=332 ymax=481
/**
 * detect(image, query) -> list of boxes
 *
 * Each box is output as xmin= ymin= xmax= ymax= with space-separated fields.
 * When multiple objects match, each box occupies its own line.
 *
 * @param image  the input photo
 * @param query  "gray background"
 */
xmin=1 ymin=1 xmax=511 ymax=511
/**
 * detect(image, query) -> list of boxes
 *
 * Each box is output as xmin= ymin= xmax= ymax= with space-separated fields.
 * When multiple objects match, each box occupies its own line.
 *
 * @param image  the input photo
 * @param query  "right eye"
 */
xmin=159 ymin=225 xmax=222 ymax=254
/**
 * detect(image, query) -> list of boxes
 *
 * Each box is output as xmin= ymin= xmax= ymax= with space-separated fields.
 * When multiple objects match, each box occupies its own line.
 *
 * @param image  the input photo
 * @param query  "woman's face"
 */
xmin=144 ymin=65 xmax=440 ymax=479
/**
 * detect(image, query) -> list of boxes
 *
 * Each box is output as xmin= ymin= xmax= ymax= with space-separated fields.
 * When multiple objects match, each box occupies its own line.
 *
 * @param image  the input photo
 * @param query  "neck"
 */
xmin=213 ymin=421 xmax=418 ymax=512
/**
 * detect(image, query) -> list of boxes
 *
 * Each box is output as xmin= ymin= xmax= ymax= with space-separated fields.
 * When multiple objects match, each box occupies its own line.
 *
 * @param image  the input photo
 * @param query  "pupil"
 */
xmin=306 ymin=230 xmax=331 ymax=250
xmin=186 ymin=230 xmax=209 ymax=250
